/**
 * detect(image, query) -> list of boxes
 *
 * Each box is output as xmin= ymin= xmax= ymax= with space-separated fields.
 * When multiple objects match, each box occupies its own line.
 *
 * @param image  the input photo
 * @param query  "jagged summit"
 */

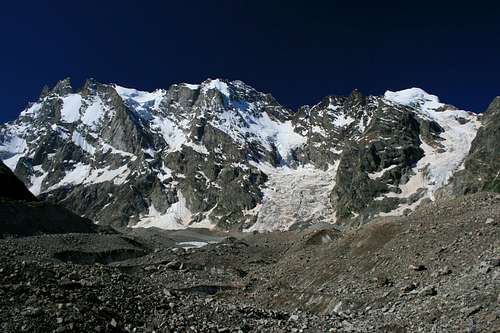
xmin=0 ymin=78 xmax=489 ymax=231
xmin=51 ymin=77 xmax=73 ymax=96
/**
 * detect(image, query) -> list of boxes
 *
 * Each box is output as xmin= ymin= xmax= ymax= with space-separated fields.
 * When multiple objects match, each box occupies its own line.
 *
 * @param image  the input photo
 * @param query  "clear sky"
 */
xmin=1 ymin=0 xmax=499 ymax=122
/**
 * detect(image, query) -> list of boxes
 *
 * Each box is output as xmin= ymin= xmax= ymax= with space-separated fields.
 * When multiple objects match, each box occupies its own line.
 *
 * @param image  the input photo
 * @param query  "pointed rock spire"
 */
xmin=349 ymin=89 xmax=364 ymax=101
xmin=51 ymin=77 xmax=73 ymax=96
xmin=39 ymin=85 xmax=50 ymax=99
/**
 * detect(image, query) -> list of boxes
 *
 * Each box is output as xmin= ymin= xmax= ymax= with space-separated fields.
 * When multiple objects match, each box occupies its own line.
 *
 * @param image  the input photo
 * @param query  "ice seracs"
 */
xmin=0 ymin=80 xmax=483 ymax=231
xmin=246 ymin=162 xmax=339 ymax=232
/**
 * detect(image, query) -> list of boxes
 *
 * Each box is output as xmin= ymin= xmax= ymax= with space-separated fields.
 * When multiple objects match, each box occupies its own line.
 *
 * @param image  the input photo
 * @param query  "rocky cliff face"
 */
xmin=446 ymin=96 xmax=500 ymax=194
xmin=0 ymin=79 xmax=486 ymax=230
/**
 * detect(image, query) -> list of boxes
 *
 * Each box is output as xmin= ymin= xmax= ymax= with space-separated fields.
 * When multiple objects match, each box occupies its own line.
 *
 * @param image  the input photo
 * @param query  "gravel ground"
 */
xmin=0 ymin=192 xmax=499 ymax=332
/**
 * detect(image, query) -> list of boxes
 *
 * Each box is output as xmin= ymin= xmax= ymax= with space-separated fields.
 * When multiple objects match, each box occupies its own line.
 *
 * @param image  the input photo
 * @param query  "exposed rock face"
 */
xmin=447 ymin=96 xmax=500 ymax=194
xmin=0 ymin=80 xmax=487 ymax=230
xmin=332 ymin=106 xmax=425 ymax=220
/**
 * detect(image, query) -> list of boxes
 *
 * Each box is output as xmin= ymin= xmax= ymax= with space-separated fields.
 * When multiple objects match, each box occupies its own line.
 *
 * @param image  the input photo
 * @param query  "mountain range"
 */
xmin=0 ymin=78 xmax=498 ymax=231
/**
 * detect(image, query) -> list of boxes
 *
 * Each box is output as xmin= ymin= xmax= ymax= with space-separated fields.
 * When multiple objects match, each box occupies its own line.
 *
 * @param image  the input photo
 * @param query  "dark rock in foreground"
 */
xmin=0 ymin=160 xmax=100 ymax=238
xmin=0 ymin=199 xmax=99 ymax=238
xmin=0 ymin=192 xmax=498 ymax=332
xmin=0 ymin=161 xmax=38 ymax=202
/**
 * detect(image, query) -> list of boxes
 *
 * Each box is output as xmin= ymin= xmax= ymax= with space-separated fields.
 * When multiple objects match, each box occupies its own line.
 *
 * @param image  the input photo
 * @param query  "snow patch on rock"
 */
xmin=46 ymin=163 xmax=130 ymax=192
xmin=60 ymin=94 xmax=82 ymax=123
xmin=29 ymin=165 xmax=48 ymax=195
xmin=133 ymin=191 xmax=198 ymax=230
xmin=81 ymin=96 xmax=106 ymax=129
xmin=202 ymin=79 xmax=230 ymax=97
xmin=72 ymin=131 xmax=96 ymax=155
xmin=20 ymin=102 xmax=43 ymax=118
xmin=0 ymin=135 xmax=27 ymax=170
xmin=213 ymin=104 xmax=306 ymax=164
xmin=114 ymin=85 xmax=165 ymax=111
xmin=333 ymin=113 xmax=356 ymax=127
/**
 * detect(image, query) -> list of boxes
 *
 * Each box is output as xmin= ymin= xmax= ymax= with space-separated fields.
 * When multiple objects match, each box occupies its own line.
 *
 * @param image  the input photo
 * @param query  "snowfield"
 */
xmin=0 ymin=81 xmax=482 ymax=231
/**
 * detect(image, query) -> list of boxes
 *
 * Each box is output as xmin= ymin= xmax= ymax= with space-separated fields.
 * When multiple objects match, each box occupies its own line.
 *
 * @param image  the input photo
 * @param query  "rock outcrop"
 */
xmin=448 ymin=96 xmax=500 ymax=194
xmin=0 ymin=160 xmax=98 ymax=237
xmin=0 ymin=80 xmax=489 ymax=230
xmin=0 ymin=160 xmax=38 ymax=202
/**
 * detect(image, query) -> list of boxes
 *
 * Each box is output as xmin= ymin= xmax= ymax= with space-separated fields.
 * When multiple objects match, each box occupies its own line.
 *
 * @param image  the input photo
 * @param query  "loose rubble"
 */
xmin=0 ymin=192 xmax=499 ymax=332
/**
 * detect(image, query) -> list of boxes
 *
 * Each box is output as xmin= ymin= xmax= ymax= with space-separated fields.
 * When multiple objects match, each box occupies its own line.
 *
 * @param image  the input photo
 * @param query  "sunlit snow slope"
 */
xmin=0 ymin=79 xmax=481 ymax=230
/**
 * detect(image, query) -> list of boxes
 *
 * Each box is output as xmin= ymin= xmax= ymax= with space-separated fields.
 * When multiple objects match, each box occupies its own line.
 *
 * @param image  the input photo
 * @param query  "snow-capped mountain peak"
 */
xmin=201 ymin=78 xmax=231 ymax=98
xmin=0 ymin=79 xmax=486 ymax=231
xmin=384 ymin=87 xmax=441 ymax=110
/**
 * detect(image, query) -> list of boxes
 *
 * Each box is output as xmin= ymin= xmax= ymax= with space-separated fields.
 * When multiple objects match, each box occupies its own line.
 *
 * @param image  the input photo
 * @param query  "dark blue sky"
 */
xmin=1 ymin=1 xmax=499 ymax=122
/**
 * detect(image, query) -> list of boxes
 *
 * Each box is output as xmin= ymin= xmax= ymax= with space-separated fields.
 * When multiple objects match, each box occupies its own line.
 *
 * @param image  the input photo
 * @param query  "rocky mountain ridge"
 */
xmin=0 ymin=78 xmax=491 ymax=230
